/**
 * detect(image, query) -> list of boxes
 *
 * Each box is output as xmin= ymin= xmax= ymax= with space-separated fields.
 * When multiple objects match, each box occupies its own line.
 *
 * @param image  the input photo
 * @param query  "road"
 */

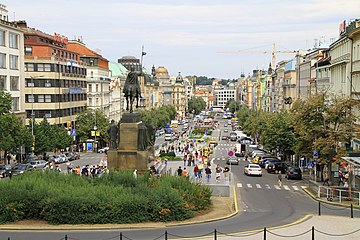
xmin=1 ymin=116 xmax=359 ymax=240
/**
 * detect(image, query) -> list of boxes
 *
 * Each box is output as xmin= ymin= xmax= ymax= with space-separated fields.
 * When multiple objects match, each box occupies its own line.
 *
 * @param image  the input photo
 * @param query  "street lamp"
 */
xmin=94 ymin=111 xmax=97 ymax=152
xmin=30 ymin=75 xmax=44 ymax=155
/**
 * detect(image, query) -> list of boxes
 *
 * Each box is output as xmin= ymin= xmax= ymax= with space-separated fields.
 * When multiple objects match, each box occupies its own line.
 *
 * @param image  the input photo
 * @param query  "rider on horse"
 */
xmin=123 ymin=66 xmax=143 ymax=112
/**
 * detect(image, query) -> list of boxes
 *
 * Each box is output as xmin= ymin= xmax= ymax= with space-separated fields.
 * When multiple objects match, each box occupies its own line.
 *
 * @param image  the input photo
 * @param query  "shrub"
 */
xmin=0 ymin=170 xmax=211 ymax=224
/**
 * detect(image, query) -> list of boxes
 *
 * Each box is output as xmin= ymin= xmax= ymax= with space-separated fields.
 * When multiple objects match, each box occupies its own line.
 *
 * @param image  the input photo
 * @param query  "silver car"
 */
xmin=30 ymin=160 xmax=48 ymax=169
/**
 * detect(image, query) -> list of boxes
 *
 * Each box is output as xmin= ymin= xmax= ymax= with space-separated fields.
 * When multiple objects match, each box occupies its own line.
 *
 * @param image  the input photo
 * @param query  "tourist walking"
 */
xmin=278 ymin=172 xmax=282 ymax=187
xmin=205 ymin=165 xmax=212 ymax=183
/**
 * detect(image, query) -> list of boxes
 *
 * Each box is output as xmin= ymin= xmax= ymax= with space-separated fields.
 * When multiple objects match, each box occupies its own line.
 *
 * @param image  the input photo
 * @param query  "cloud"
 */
xmin=4 ymin=0 xmax=360 ymax=78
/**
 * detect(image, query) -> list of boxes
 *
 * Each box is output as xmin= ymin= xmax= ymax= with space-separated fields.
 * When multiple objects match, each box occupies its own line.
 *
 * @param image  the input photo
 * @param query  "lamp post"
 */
xmin=94 ymin=111 xmax=97 ymax=152
xmin=30 ymin=75 xmax=44 ymax=155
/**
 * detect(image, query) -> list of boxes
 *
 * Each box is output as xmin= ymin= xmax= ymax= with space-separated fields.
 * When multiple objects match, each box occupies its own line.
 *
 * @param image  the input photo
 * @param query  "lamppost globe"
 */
xmin=94 ymin=126 xmax=97 ymax=131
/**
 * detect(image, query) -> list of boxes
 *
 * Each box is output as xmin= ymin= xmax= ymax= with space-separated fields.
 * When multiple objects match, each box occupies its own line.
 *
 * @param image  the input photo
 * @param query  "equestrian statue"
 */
xmin=123 ymin=66 xmax=142 ymax=113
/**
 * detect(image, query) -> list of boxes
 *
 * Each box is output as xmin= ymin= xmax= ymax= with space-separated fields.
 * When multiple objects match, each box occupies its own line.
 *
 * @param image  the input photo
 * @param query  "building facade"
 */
xmin=67 ymin=40 xmax=110 ymax=117
xmin=18 ymin=21 xmax=87 ymax=128
xmin=0 ymin=5 xmax=25 ymax=121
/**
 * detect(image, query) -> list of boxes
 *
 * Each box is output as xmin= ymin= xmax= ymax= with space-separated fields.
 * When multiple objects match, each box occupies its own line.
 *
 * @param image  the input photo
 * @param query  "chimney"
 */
xmin=15 ymin=20 xmax=27 ymax=28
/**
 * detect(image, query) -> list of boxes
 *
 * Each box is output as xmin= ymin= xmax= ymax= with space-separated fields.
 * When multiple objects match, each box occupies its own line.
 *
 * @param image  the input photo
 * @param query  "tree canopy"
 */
xmin=188 ymin=96 xmax=206 ymax=115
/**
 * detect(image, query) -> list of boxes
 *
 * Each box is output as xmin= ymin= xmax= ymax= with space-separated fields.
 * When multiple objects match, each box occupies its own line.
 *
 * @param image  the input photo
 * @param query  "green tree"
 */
xmin=226 ymin=100 xmax=241 ymax=113
xmin=291 ymin=94 xmax=359 ymax=169
xmin=76 ymin=109 xmax=109 ymax=144
xmin=52 ymin=125 xmax=73 ymax=151
xmin=0 ymin=90 xmax=11 ymax=115
xmin=188 ymin=97 xmax=206 ymax=115
xmin=33 ymin=118 xmax=53 ymax=154
xmin=261 ymin=112 xmax=297 ymax=158
xmin=0 ymin=90 xmax=31 ymax=156
xmin=140 ymin=105 xmax=177 ymax=129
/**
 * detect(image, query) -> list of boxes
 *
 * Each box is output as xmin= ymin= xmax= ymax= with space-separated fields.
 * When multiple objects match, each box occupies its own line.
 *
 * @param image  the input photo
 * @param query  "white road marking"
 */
xmin=292 ymin=186 xmax=300 ymax=191
xmin=237 ymin=183 xmax=243 ymax=188
xmin=274 ymin=185 xmax=281 ymax=190
xmin=301 ymin=186 xmax=307 ymax=189
xmin=265 ymin=184 xmax=271 ymax=189
xmin=256 ymin=184 xmax=261 ymax=189
xmin=247 ymin=184 xmax=252 ymax=188
xmin=283 ymin=185 xmax=290 ymax=191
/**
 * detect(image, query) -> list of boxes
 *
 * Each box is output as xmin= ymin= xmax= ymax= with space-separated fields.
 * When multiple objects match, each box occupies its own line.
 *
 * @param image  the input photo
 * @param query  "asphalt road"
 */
xmin=1 ymin=116 xmax=359 ymax=240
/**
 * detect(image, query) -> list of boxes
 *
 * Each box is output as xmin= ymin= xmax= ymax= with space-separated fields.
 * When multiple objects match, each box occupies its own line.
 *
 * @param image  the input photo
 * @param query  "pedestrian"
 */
xmin=177 ymin=166 xmax=183 ymax=176
xmin=323 ymin=172 xmax=330 ymax=186
xmin=182 ymin=167 xmax=188 ymax=177
xmin=215 ymin=164 xmax=222 ymax=183
xmin=183 ymin=155 xmax=187 ymax=166
xmin=81 ymin=165 xmax=89 ymax=176
xmin=133 ymin=169 xmax=137 ymax=179
xmin=197 ymin=161 xmax=203 ymax=179
xmin=338 ymin=171 xmax=344 ymax=186
xmin=223 ymin=165 xmax=230 ymax=183
xmin=205 ymin=165 xmax=212 ymax=183
xmin=193 ymin=165 xmax=199 ymax=179
xmin=278 ymin=172 xmax=282 ymax=187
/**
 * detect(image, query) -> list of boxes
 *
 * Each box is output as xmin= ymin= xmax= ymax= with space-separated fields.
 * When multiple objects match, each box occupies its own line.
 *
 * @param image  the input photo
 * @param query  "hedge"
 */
xmin=0 ymin=171 xmax=211 ymax=224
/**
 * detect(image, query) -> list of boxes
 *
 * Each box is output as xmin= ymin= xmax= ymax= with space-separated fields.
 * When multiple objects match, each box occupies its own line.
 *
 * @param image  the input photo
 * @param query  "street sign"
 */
xmin=313 ymin=150 xmax=318 ymax=159
xmin=205 ymin=130 xmax=208 ymax=135
xmin=71 ymin=129 xmax=76 ymax=136
xmin=307 ymin=163 xmax=313 ymax=169
xmin=193 ymin=139 xmax=196 ymax=143
xmin=228 ymin=151 xmax=234 ymax=157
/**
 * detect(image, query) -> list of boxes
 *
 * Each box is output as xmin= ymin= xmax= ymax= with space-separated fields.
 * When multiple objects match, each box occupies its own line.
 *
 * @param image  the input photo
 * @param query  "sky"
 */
xmin=3 ymin=0 xmax=360 ymax=79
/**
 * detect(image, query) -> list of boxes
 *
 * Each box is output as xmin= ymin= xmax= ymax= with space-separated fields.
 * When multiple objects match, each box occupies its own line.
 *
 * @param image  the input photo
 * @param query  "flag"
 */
xmin=142 ymin=51 xmax=147 ymax=56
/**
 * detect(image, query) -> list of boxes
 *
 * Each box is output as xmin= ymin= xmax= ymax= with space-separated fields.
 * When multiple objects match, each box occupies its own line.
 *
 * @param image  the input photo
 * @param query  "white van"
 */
xmin=164 ymin=133 xmax=173 ymax=141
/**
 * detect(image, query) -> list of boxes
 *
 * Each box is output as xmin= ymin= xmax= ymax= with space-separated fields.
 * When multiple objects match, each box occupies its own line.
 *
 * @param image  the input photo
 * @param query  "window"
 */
xmin=96 ymin=98 xmax=99 ymax=107
xmin=45 ymin=95 xmax=51 ymax=102
xmin=38 ymin=95 xmax=44 ymax=102
xmin=9 ymin=32 xmax=19 ymax=49
xmin=11 ymin=97 xmax=19 ymax=111
xmin=96 ymin=84 xmax=99 ymax=92
xmin=37 ymin=63 xmax=45 ymax=72
xmin=0 ymin=30 xmax=5 ymax=46
xmin=44 ymin=64 xmax=51 ymax=72
xmin=28 ymin=94 xmax=34 ymax=103
xmin=88 ymin=97 xmax=92 ymax=105
xmin=89 ymin=84 xmax=92 ymax=92
xmin=10 ymin=76 xmax=19 ymax=91
xmin=25 ymin=63 xmax=34 ymax=72
xmin=0 ymin=53 xmax=6 ymax=68
xmin=0 ymin=75 xmax=6 ymax=89
xmin=9 ymin=55 xmax=18 ymax=69
xmin=25 ymin=47 xmax=33 ymax=55
xmin=45 ymin=81 xmax=51 ymax=87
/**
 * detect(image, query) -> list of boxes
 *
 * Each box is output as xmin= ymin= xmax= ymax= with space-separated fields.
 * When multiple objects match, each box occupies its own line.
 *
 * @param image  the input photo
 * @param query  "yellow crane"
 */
xmin=219 ymin=43 xmax=297 ymax=70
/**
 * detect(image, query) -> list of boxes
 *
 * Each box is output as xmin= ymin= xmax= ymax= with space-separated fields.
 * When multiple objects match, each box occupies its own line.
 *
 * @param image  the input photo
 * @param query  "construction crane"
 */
xmin=219 ymin=43 xmax=297 ymax=70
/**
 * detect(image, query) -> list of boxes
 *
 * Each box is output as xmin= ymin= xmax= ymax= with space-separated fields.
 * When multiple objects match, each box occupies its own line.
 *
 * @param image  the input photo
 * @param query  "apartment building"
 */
xmin=0 ymin=5 xmax=25 ymax=121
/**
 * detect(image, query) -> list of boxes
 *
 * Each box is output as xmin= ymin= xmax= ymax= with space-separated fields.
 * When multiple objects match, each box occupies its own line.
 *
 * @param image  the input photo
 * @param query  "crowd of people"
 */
xmin=45 ymin=160 xmax=109 ymax=177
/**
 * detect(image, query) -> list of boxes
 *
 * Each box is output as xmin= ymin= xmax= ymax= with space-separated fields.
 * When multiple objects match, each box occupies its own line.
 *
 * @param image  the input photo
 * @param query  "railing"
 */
xmin=318 ymin=186 xmax=360 ymax=205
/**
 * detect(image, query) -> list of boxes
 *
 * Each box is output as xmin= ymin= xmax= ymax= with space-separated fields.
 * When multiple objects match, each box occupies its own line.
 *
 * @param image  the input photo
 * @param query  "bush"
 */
xmin=159 ymin=152 xmax=176 ymax=157
xmin=0 ymin=171 xmax=211 ymax=224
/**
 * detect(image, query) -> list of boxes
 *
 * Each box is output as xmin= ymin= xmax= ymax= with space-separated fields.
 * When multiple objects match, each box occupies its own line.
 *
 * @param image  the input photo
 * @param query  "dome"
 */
xmin=175 ymin=72 xmax=183 ymax=83
xmin=155 ymin=66 xmax=169 ymax=75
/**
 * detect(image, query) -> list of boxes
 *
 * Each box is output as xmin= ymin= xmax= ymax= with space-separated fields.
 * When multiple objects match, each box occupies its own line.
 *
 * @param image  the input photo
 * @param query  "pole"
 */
xmin=312 ymin=226 xmax=315 ymax=240
xmin=214 ymin=229 xmax=217 ymax=240
xmin=165 ymin=230 xmax=168 ymax=240
xmin=119 ymin=232 xmax=122 ymax=240
xmin=351 ymin=204 xmax=354 ymax=218
xmin=263 ymin=227 xmax=267 ymax=240
xmin=318 ymin=201 xmax=321 ymax=216
xmin=31 ymin=77 xmax=35 ymax=156
xmin=94 ymin=111 xmax=97 ymax=152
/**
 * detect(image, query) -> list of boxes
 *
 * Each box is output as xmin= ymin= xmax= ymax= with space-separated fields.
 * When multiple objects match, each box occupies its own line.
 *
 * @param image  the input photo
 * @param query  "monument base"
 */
xmin=107 ymin=149 xmax=150 ymax=172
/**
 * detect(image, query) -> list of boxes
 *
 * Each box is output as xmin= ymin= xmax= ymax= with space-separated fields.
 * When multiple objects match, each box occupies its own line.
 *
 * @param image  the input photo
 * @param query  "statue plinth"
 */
xmin=107 ymin=112 xmax=153 ymax=172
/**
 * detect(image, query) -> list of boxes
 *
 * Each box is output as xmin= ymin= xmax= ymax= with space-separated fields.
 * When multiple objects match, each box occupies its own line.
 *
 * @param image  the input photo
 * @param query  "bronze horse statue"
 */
xmin=123 ymin=67 xmax=142 ymax=113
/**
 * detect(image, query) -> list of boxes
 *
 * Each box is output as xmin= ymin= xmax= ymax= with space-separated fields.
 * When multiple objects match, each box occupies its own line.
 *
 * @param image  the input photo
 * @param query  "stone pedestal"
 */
xmin=107 ymin=113 xmax=153 ymax=172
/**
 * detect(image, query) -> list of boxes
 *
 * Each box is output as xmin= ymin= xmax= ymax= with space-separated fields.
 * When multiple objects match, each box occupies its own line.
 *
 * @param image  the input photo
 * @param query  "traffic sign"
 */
xmin=71 ymin=129 xmax=76 ymax=136
xmin=307 ymin=163 xmax=313 ymax=169
xmin=228 ymin=151 xmax=234 ymax=157
xmin=313 ymin=150 xmax=318 ymax=159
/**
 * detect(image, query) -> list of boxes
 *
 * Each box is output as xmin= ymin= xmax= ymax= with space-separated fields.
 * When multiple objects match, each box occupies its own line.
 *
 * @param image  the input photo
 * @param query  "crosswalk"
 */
xmin=236 ymin=183 xmax=307 ymax=191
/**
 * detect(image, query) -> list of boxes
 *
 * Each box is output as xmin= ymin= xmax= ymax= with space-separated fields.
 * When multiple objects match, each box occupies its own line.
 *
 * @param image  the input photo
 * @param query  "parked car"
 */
xmin=264 ymin=158 xmax=282 ymax=169
xmin=164 ymin=133 xmax=173 ymax=141
xmin=53 ymin=154 xmax=66 ymax=164
xmin=98 ymin=147 xmax=109 ymax=153
xmin=221 ymin=135 xmax=228 ymax=140
xmin=29 ymin=160 xmax=48 ymax=169
xmin=12 ymin=164 xmax=34 ymax=176
xmin=286 ymin=167 xmax=302 ymax=180
xmin=226 ymin=157 xmax=240 ymax=165
xmin=244 ymin=164 xmax=262 ymax=176
xmin=0 ymin=164 xmax=12 ymax=178
xmin=257 ymin=157 xmax=277 ymax=168
xmin=267 ymin=162 xmax=289 ymax=174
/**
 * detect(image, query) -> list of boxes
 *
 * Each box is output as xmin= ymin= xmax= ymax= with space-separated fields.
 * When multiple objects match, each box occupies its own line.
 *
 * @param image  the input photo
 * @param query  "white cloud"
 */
xmin=3 ymin=0 xmax=360 ymax=78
